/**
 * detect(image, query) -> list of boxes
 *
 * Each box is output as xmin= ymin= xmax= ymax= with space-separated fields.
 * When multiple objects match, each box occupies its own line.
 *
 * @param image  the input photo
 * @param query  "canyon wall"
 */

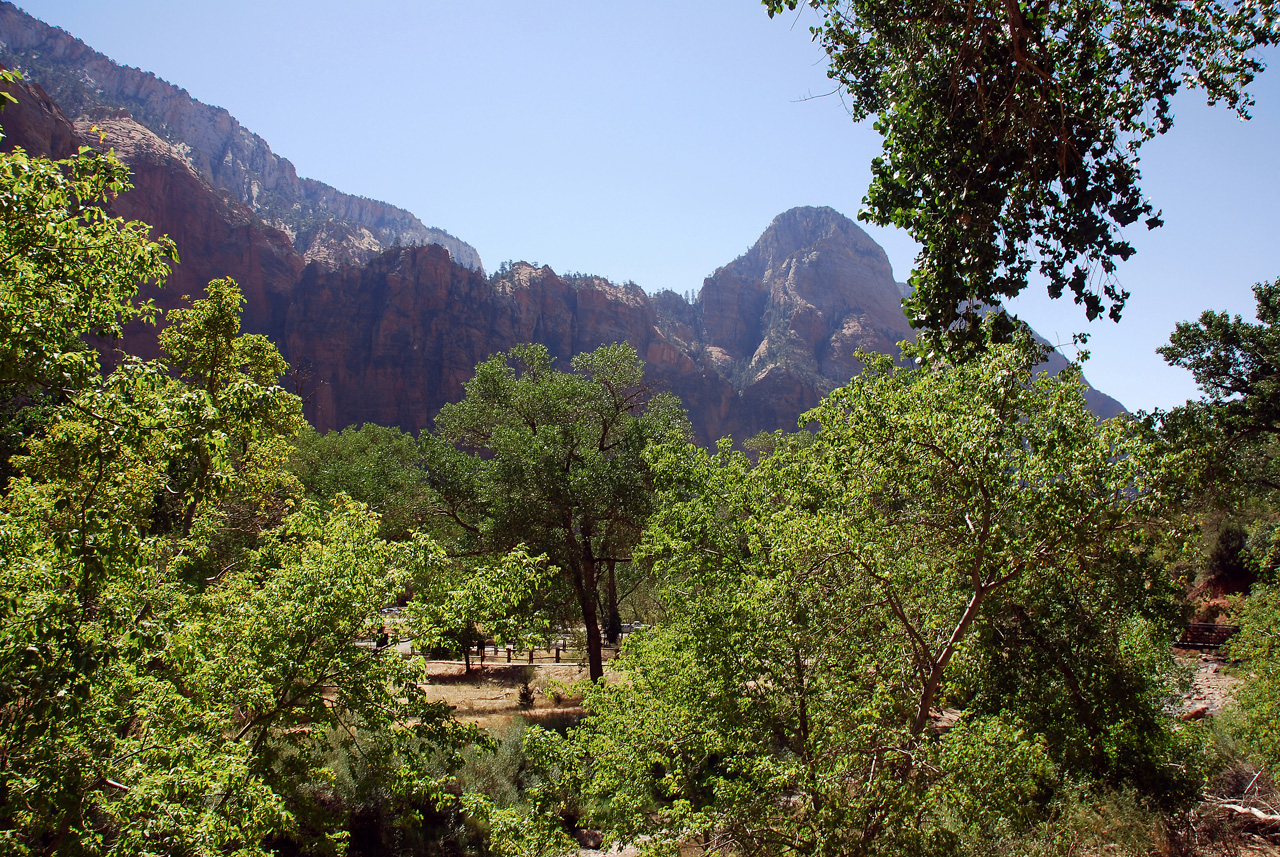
xmin=0 ymin=1 xmax=482 ymax=272
xmin=1 ymin=64 xmax=1125 ymax=449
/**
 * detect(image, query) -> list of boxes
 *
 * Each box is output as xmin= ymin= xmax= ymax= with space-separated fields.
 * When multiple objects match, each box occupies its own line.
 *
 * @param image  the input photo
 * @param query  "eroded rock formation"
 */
xmin=1 ymin=60 xmax=1125 ymax=448
xmin=0 ymin=1 xmax=482 ymax=272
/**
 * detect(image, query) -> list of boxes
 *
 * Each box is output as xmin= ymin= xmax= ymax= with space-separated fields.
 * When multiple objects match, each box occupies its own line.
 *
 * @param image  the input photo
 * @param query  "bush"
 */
xmin=455 ymin=718 xmax=529 ymax=808
xmin=1224 ymin=584 xmax=1280 ymax=768
xmin=990 ymin=785 xmax=1176 ymax=857
xmin=1244 ymin=517 xmax=1280 ymax=584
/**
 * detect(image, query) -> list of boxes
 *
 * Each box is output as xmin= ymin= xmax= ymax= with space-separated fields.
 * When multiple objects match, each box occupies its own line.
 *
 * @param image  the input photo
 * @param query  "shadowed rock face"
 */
xmin=72 ymin=115 xmax=305 ymax=359
xmin=0 ymin=1 xmax=482 ymax=273
xmin=286 ymin=258 xmax=701 ymax=435
xmin=278 ymin=204 xmax=1127 ymax=439
xmin=1 ymin=70 xmax=1125 ymax=447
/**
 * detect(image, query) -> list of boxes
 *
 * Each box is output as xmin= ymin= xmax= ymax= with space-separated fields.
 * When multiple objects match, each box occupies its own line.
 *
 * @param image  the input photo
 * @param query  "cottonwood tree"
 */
xmin=0 ymin=128 xmax=486 ymax=853
xmin=420 ymin=343 xmax=687 ymax=681
xmin=766 ymin=0 xmax=1279 ymax=352
xmin=1158 ymin=280 xmax=1280 ymax=494
xmin=573 ymin=336 xmax=1191 ymax=855
xmin=290 ymin=422 xmax=436 ymax=541
xmin=408 ymin=544 xmax=553 ymax=672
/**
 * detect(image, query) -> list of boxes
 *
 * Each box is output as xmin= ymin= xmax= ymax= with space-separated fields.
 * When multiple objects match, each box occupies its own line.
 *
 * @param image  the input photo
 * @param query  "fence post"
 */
xmin=555 ymin=647 xmax=561 ymax=663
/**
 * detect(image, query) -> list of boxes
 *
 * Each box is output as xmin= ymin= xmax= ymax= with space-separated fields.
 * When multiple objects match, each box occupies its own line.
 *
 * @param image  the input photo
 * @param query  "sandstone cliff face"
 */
xmin=0 ymin=1 xmax=482 ymax=273
xmin=0 ymin=63 xmax=76 ymax=158
xmin=678 ymin=206 xmax=915 ymax=392
xmin=1 ymin=64 xmax=1125 ymax=444
xmin=286 ymin=206 xmax=1124 ymax=441
xmin=665 ymin=206 xmax=1124 ymax=423
xmin=285 ymin=256 xmax=738 ymax=441
xmin=1 ymin=70 xmax=305 ymax=362
xmin=73 ymin=114 xmax=305 ymax=360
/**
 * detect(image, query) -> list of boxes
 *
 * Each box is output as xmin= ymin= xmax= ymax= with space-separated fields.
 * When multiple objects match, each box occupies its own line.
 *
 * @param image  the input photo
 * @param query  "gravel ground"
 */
xmin=1178 ymin=652 xmax=1243 ymax=717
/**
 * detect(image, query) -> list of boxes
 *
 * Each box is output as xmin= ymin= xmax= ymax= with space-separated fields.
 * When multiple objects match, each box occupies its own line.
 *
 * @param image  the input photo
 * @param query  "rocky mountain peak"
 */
xmin=677 ymin=205 xmax=915 ymax=395
xmin=730 ymin=206 xmax=895 ymax=285
xmin=0 ymin=1 xmax=483 ymax=273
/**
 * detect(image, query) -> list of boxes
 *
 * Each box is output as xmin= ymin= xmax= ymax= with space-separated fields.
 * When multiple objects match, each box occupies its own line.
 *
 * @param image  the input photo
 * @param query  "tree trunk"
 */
xmin=567 ymin=528 xmax=605 ymax=681
xmin=910 ymin=588 xmax=988 ymax=736
xmin=605 ymin=558 xmax=621 ymax=645
xmin=582 ymin=596 xmax=604 ymax=681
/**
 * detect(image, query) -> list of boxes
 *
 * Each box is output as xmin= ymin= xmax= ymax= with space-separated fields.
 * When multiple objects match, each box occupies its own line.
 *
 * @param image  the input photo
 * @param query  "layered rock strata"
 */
xmin=0 ymin=1 xmax=482 ymax=272
xmin=1 ymin=69 xmax=1125 ymax=447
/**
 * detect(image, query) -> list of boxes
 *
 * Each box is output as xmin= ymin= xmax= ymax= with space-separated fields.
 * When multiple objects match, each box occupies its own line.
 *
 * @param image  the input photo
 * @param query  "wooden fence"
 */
xmin=1175 ymin=623 xmax=1240 ymax=651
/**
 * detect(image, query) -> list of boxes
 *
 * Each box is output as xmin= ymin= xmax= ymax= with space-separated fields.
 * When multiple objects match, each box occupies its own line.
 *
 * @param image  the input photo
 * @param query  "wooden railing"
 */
xmin=1176 ymin=623 xmax=1240 ymax=651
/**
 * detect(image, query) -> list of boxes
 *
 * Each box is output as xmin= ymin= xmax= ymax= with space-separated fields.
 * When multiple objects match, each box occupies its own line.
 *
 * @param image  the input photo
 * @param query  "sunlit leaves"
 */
xmin=0 ymin=141 xmax=174 ymax=391
xmin=766 ymin=0 xmax=1278 ymax=352
xmin=575 ymin=338 xmax=1188 ymax=854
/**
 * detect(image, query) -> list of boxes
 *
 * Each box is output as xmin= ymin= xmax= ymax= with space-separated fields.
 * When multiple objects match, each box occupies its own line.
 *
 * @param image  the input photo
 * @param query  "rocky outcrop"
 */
xmin=671 ymin=206 xmax=916 ymax=393
xmin=286 ymin=207 xmax=1124 ymax=440
xmin=73 ymin=114 xmax=305 ymax=360
xmin=0 ymin=1 xmax=483 ymax=273
xmin=1 ymin=58 xmax=1125 ymax=445
xmin=0 ymin=62 xmax=76 ymax=157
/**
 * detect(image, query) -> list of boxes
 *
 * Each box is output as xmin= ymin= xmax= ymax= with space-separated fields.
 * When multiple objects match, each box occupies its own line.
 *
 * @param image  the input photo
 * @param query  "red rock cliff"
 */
xmin=2 ymin=72 xmax=1125 ymax=445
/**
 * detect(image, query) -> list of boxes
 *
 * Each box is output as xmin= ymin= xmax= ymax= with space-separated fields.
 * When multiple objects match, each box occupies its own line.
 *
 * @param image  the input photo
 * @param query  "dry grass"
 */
xmin=419 ymin=660 xmax=596 ymax=727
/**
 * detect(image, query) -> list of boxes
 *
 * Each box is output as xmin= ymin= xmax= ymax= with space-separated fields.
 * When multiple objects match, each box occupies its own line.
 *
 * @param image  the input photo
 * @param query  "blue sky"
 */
xmin=14 ymin=1 xmax=1280 ymax=412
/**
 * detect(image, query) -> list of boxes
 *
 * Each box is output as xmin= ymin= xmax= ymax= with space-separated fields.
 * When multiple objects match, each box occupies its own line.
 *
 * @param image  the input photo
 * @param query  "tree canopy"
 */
xmin=0 ymin=130 xmax=173 ymax=393
xmin=421 ymin=343 xmax=687 ymax=681
xmin=290 ymin=422 xmax=435 ymax=541
xmin=0 ymin=124 xmax=486 ymax=855
xmin=766 ymin=0 xmax=1279 ymax=351
xmin=1157 ymin=284 xmax=1280 ymax=779
xmin=1160 ymin=280 xmax=1280 ymax=441
xmin=572 ymin=337 xmax=1194 ymax=855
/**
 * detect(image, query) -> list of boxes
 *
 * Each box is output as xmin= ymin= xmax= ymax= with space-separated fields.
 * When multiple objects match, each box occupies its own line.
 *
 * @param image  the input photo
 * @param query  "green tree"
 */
xmin=0 ymin=104 xmax=174 ymax=493
xmin=1223 ymin=582 xmax=1280 ymax=769
xmin=154 ymin=277 xmax=304 ymax=544
xmin=408 ymin=544 xmax=554 ymax=672
xmin=0 ymin=130 xmax=482 ymax=852
xmin=0 ymin=125 xmax=173 ymax=393
xmin=0 ymin=281 xmax=470 ymax=852
xmin=765 ymin=0 xmax=1278 ymax=352
xmin=421 ymin=342 xmax=687 ymax=681
xmin=1158 ymin=280 xmax=1280 ymax=493
xmin=573 ymin=337 xmax=1191 ymax=855
xmin=290 ymin=422 xmax=435 ymax=541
